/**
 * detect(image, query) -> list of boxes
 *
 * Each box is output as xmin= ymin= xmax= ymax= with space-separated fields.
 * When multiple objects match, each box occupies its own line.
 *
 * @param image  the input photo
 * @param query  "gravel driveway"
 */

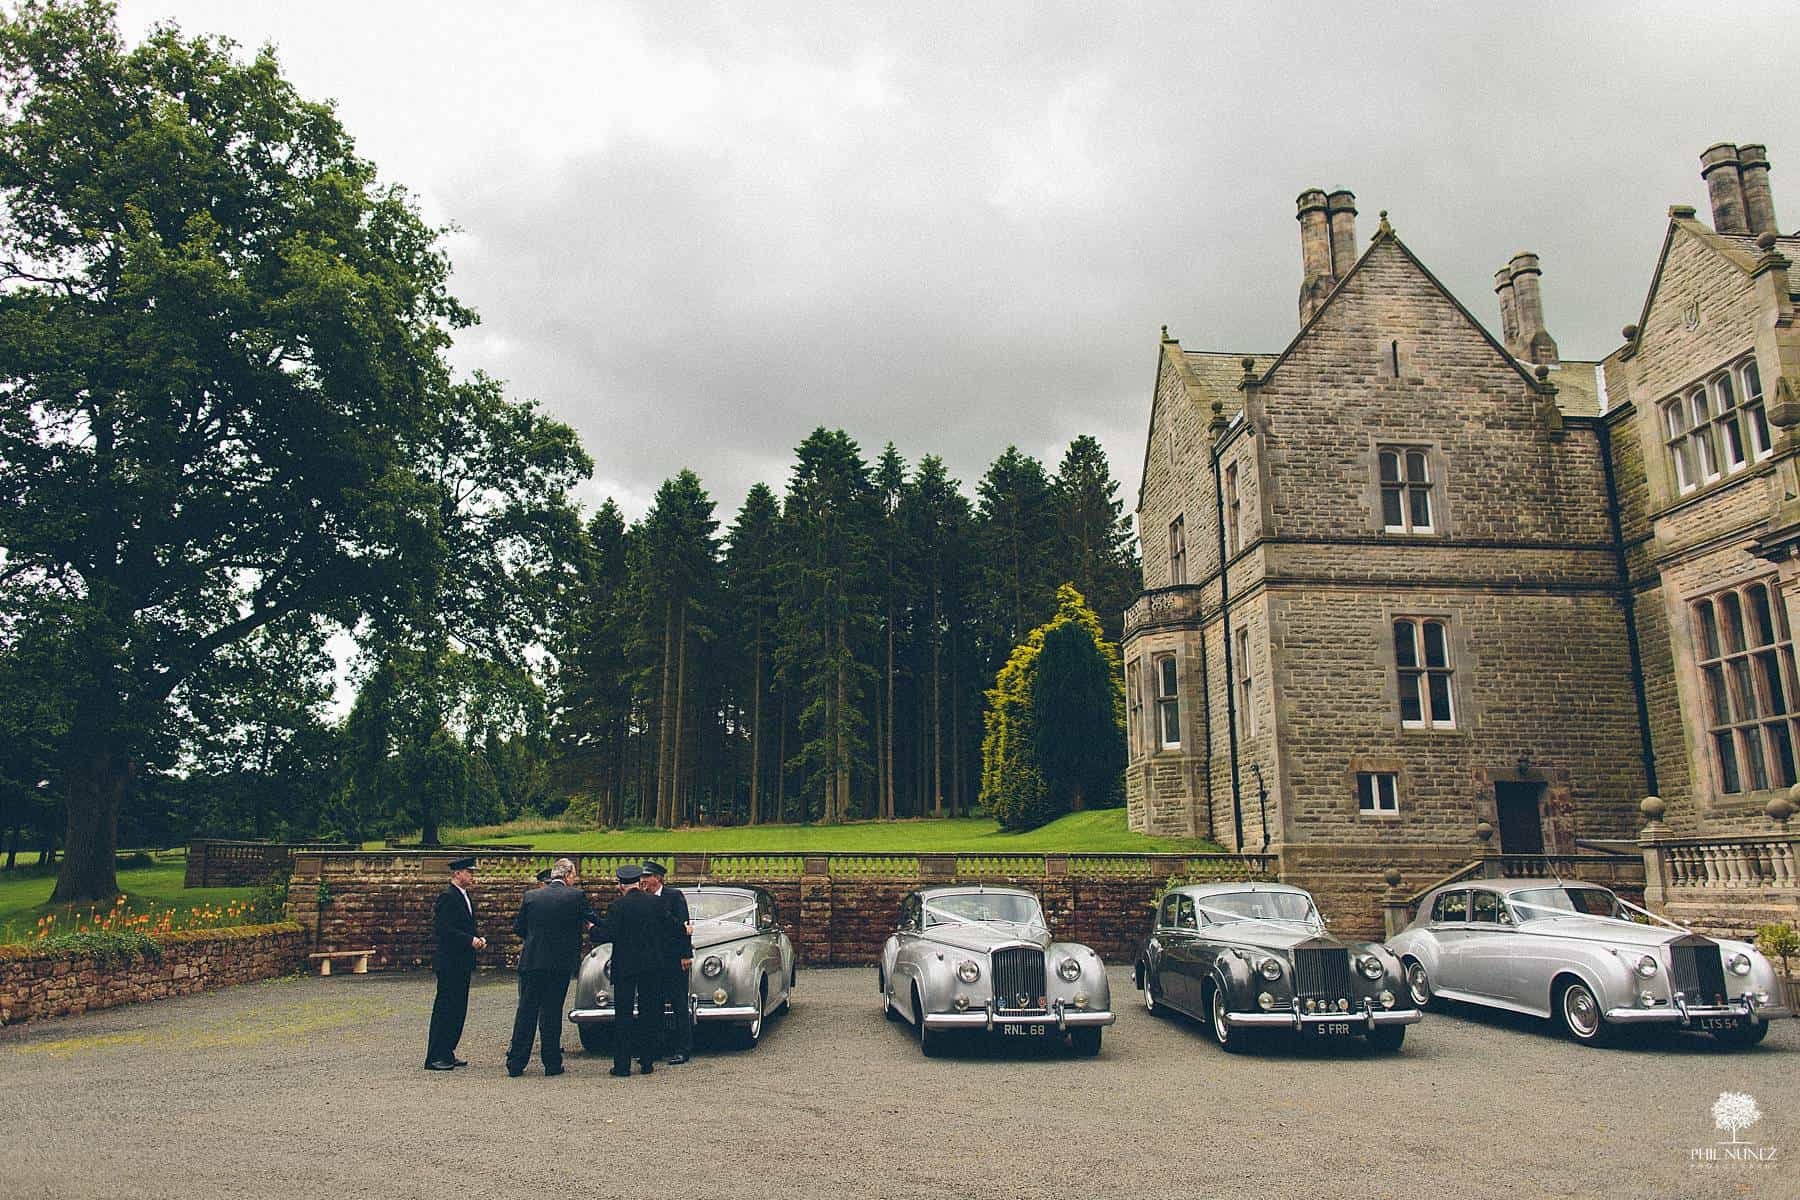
xmin=1 ymin=966 xmax=1794 ymax=1200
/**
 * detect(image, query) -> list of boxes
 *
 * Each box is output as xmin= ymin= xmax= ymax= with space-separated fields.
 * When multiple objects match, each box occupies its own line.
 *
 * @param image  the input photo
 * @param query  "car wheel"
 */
xmin=1366 ymin=1024 xmax=1406 ymax=1053
xmin=1070 ymin=1027 xmax=1102 ymax=1057
xmin=1141 ymin=965 xmax=1162 ymax=1016
xmin=1403 ymin=958 xmax=1434 ymax=1011
xmin=1711 ymin=1020 xmax=1770 ymax=1048
xmin=914 ymin=986 xmax=942 ymax=1057
xmin=1208 ymin=983 xmax=1249 ymax=1055
xmin=1557 ymin=979 xmax=1615 ymax=1047
xmin=576 ymin=1022 xmax=611 ymax=1055
xmin=735 ymin=979 xmax=766 ymax=1050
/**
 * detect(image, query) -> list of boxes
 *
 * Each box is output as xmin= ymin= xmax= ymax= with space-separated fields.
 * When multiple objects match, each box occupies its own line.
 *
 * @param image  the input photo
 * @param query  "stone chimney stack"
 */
xmin=1493 ymin=266 xmax=1521 ymax=355
xmin=1296 ymin=188 xmax=1335 ymax=323
xmin=1507 ymin=252 xmax=1559 ymax=366
xmin=1326 ymin=189 xmax=1359 ymax=277
xmin=1702 ymin=142 xmax=1750 ymax=234
xmin=1739 ymin=144 xmax=1780 ymax=237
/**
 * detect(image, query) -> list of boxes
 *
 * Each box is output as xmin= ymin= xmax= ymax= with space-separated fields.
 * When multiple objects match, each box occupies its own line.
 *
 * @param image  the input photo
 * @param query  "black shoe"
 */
xmin=451 ymin=1057 xmax=469 ymax=1067
xmin=424 ymin=1060 xmax=457 ymax=1071
xmin=665 ymin=1054 xmax=690 ymax=1065
xmin=544 ymin=1065 xmax=564 ymax=1077
xmin=639 ymin=1061 xmax=655 ymax=1075
xmin=506 ymin=1065 xmax=524 ymax=1078
xmin=609 ymin=1066 xmax=631 ymax=1077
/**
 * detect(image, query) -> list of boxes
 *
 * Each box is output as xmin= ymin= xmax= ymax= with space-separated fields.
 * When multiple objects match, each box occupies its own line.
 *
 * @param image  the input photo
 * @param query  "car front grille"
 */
xmin=1671 ymin=940 xmax=1727 ymax=1004
xmin=992 ymin=946 xmax=1046 ymax=1012
xmin=1294 ymin=946 xmax=1352 ymax=1003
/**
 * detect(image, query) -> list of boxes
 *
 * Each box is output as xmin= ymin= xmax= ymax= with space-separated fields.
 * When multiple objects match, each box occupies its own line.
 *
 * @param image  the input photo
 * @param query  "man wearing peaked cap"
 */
xmin=641 ymin=861 xmax=694 ymax=1064
xmin=425 ymin=856 xmax=486 ymax=1071
xmin=588 ymin=863 xmax=679 ymax=1076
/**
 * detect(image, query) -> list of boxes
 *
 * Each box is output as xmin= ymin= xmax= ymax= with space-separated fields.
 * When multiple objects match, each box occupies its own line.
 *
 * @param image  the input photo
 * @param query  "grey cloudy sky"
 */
xmin=117 ymin=0 xmax=1800 ymax=528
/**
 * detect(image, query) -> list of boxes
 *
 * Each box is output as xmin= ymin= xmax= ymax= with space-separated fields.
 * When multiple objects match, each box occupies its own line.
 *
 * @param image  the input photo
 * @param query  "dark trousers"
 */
xmin=506 ymin=968 xmax=571 ymax=1071
xmin=612 ymin=973 xmax=665 ymax=1072
xmin=426 ymin=967 xmax=471 ymax=1064
xmin=665 ymin=967 xmax=693 ymax=1056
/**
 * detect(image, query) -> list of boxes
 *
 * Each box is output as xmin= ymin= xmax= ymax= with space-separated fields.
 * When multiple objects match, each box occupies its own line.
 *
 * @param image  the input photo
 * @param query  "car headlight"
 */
xmin=1257 ymin=957 xmax=1283 ymax=981
xmin=1057 ymin=957 xmax=1083 ymax=982
xmin=1634 ymin=954 xmax=1658 ymax=979
xmin=701 ymin=955 xmax=724 ymax=978
xmin=1728 ymin=953 xmax=1753 ymax=977
xmin=956 ymin=959 xmax=981 ymax=984
xmin=1358 ymin=954 xmax=1385 ymax=981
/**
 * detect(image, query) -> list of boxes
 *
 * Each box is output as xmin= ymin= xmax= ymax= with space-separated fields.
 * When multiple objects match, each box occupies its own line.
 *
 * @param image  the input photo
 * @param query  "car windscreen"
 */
xmin=1508 ymin=886 xmax=1620 ymax=921
xmin=1197 ymin=891 xmax=1317 ymax=924
xmin=685 ymin=892 xmax=757 ymax=924
xmin=923 ymin=893 xmax=1044 ymax=928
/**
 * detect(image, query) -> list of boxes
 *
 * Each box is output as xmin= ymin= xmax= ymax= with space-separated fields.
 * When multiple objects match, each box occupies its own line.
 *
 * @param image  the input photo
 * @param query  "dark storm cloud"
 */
xmin=120 ymin=0 xmax=1800 ymax=524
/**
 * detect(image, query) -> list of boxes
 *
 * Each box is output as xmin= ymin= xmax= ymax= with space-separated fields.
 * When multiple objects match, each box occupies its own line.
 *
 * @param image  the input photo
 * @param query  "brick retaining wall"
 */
xmin=0 ymin=923 xmax=307 ymax=1025
xmin=284 ymin=851 xmax=1279 ymax=970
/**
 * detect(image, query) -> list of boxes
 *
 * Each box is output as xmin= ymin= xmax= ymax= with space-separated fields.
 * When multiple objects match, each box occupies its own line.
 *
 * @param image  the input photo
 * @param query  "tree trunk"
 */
xmin=932 ymin=605 xmax=944 ymax=819
xmin=50 ymin=736 xmax=126 ymax=904
xmin=656 ymin=598 xmax=676 ymax=825
xmin=671 ymin=602 xmax=689 ymax=827
xmin=885 ymin=595 xmax=895 ymax=819
xmin=950 ymin=625 xmax=962 ymax=818
xmin=777 ymin=689 xmax=789 ymax=825
xmin=835 ymin=616 xmax=849 ymax=823
xmin=749 ymin=633 xmax=763 ymax=824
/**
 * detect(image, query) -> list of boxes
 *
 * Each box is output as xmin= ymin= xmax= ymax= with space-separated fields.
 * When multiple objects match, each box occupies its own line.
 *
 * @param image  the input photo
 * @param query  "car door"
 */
xmin=1459 ymin=888 xmax=1526 ymax=1004
xmin=1161 ymin=893 xmax=1205 ymax=1012
xmin=1425 ymin=889 xmax=1475 ymax=997
xmin=883 ymin=892 xmax=917 ymax=1006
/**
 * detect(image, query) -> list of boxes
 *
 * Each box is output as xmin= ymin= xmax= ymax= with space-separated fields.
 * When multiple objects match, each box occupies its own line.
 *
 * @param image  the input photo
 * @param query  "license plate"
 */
xmin=1307 ymin=1021 xmax=1353 ymax=1037
xmin=1002 ymin=1024 xmax=1047 ymax=1037
xmin=1697 ymin=1016 xmax=1743 ymax=1031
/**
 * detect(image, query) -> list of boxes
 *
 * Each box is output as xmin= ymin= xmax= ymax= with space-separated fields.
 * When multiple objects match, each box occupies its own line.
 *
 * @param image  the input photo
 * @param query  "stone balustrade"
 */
xmin=1122 ymin=585 xmax=1208 ymax=638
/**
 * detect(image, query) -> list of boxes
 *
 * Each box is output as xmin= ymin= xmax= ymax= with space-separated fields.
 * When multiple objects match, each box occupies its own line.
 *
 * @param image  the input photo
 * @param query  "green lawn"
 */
xmin=0 ymin=857 xmax=258 ymax=943
xmin=448 ymin=808 xmax=1223 ymax=855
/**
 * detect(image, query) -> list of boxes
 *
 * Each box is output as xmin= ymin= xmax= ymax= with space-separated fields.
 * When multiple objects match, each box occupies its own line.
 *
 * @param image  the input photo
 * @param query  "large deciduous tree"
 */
xmin=0 ymin=3 xmax=582 ymax=898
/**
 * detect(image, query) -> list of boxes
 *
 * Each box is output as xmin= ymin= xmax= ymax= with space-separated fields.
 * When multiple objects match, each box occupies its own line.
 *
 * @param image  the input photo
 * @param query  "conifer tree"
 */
xmin=1050 ymin=436 xmax=1141 ymax=644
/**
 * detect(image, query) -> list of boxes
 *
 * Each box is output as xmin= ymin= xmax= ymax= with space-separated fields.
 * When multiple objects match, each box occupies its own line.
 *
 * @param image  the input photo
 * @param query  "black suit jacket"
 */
xmin=591 ymin=889 xmax=678 ymax=980
xmin=433 ymin=884 xmax=478 ymax=974
xmin=513 ymin=880 xmax=596 ymax=974
xmin=656 ymin=885 xmax=693 ymax=962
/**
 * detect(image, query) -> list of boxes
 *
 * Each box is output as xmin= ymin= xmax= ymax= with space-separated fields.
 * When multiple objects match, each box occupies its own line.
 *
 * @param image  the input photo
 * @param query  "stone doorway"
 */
xmin=1494 ymin=781 xmax=1546 ymax=854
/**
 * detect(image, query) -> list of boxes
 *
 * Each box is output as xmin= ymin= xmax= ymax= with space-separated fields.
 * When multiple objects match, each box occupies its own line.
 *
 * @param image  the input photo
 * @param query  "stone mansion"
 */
xmin=1123 ymin=142 xmax=1800 ymax=933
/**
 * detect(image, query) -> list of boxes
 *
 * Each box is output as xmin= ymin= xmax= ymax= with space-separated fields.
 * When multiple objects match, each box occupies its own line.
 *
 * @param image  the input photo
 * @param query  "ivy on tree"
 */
xmin=980 ymin=585 xmax=1126 ymax=830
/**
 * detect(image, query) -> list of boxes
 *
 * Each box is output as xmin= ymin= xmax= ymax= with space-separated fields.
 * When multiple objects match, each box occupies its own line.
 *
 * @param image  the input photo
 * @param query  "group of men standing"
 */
xmin=424 ymin=855 xmax=694 ymax=1079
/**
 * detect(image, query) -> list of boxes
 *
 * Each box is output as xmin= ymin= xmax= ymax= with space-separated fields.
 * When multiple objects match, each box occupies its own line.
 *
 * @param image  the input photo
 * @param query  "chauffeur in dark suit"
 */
xmin=426 ymin=856 xmax=486 ymax=1070
xmin=642 ymin=861 xmax=694 ymax=1063
xmin=506 ymin=857 xmax=597 ymax=1077
xmin=589 ymin=864 xmax=679 ymax=1077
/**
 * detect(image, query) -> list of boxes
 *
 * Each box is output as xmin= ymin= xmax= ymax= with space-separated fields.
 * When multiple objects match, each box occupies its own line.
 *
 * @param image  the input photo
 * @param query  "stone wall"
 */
xmin=284 ymin=851 xmax=1279 ymax=970
xmin=0 ymin=923 xmax=307 ymax=1025
xmin=185 ymin=839 xmax=355 ymax=888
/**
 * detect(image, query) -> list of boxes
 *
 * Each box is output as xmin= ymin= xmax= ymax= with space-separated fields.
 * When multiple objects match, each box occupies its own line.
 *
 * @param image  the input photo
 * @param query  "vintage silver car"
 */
xmin=878 ymin=885 xmax=1115 ymax=1056
xmin=1135 ymin=882 xmax=1419 ymax=1052
xmin=567 ymin=884 xmax=796 ymax=1053
xmin=1389 ymin=879 xmax=1791 ymax=1046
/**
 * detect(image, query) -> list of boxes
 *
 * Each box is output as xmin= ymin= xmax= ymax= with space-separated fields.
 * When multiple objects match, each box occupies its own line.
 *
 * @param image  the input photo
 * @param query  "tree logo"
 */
xmin=1712 ymin=1092 xmax=1762 ymax=1145
xmin=1690 ymin=1091 xmax=1776 ymax=1169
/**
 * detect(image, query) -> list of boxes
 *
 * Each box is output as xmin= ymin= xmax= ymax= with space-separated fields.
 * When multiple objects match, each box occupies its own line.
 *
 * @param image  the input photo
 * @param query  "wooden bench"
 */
xmin=308 ymin=949 xmax=373 ymax=976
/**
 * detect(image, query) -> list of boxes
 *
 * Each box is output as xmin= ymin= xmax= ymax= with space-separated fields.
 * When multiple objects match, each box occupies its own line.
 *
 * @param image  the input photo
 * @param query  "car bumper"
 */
xmin=1604 ymin=995 xmax=1792 ymax=1025
xmin=1224 ymin=1007 xmax=1423 ymax=1030
xmin=568 ymin=996 xmax=760 ymax=1024
xmin=922 ymin=1006 xmax=1116 ymax=1032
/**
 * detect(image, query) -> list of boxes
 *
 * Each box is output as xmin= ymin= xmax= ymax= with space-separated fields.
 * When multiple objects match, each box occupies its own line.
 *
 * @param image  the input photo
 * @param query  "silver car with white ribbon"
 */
xmin=878 ymin=886 xmax=1114 ymax=1056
